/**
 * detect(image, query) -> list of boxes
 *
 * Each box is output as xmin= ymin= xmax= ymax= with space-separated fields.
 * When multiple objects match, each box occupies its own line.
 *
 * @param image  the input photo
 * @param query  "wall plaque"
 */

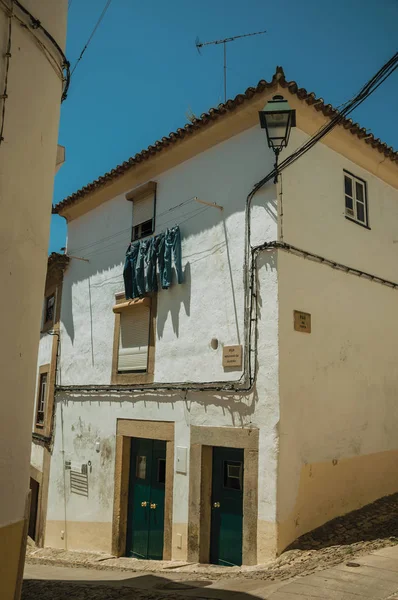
xmin=222 ymin=345 xmax=242 ymax=368
xmin=294 ymin=310 xmax=311 ymax=333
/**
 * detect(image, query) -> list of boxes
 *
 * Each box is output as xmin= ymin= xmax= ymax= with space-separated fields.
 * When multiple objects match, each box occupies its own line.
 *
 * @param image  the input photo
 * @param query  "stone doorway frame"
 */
xmin=29 ymin=449 xmax=51 ymax=547
xmin=112 ymin=419 xmax=175 ymax=559
xmin=187 ymin=425 xmax=259 ymax=566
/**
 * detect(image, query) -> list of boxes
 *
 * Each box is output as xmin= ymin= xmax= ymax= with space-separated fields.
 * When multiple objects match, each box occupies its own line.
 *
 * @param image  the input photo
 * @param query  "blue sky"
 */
xmin=51 ymin=0 xmax=398 ymax=253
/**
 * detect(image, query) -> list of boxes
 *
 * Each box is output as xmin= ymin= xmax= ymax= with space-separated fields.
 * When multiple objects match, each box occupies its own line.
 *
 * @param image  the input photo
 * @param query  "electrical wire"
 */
xmin=0 ymin=0 xmax=13 ymax=145
xmin=71 ymin=0 xmax=113 ymax=76
xmin=243 ymin=49 xmax=398 ymax=389
xmin=12 ymin=0 xmax=70 ymax=101
xmin=253 ymin=51 xmax=398 ymax=195
xmin=68 ymin=196 xmax=198 ymax=255
xmin=58 ymin=51 xmax=398 ymax=398
xmin=81 ymin=206 xmax=211 ymax=260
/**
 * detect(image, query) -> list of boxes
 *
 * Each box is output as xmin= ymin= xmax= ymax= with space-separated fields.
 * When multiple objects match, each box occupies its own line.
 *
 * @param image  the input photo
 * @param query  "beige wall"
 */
xmin=0 ymin=1 xmax=67 ymax=597
xmin=277 ymin=250 xmax=398 ymax=551
xmin=276 ymin=121 xmax=398 ymax=552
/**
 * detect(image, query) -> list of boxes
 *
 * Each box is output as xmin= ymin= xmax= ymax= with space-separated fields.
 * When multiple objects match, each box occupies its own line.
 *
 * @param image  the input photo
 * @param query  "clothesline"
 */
xmin=123 ymin=225 xmax=184 ymax=300
xmin=81 ymin=206 xmax=211 ymax=261
xmin=69 ymin=195 xmax=201 ymax=255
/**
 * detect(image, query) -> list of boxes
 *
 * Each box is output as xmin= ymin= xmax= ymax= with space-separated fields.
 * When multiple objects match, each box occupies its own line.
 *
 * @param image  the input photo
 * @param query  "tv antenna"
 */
xmin=195 ymin=30 xmax=267 ymax=103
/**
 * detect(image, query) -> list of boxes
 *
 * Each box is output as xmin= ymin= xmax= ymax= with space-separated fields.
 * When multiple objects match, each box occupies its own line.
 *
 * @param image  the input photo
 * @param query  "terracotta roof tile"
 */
xmin=53 ymin=66 xmax=398 ymax=215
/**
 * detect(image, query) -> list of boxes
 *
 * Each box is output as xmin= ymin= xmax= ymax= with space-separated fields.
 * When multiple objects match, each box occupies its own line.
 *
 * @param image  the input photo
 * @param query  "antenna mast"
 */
xmin=195 ymin=30 xmax=267 ymax=103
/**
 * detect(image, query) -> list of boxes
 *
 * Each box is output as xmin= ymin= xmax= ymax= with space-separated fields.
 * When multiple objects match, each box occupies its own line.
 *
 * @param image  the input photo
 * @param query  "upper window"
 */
xmin=344 ymin=171 xmax=368 ymax=227
xmin=118 ymin=304 xmax=151 ymax=373
xmin=36 ymin=372 xmax=48 ymax=427
xmin=126 ymin=181 xmax=157 ymax=242
xmin=132 ymin=194 xmax=155 ymax=241
xmin=44 ymin=293 xmax=55 ymax=325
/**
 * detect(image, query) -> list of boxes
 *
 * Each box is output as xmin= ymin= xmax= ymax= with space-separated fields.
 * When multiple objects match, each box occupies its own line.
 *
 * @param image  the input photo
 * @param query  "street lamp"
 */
xmin=259 ymin=95 xmax=296 ymax=182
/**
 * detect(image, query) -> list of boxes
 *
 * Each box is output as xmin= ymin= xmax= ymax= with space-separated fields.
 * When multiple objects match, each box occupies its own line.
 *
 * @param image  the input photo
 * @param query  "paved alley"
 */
xmin=23 ymin=545 xmax=398 ymax=600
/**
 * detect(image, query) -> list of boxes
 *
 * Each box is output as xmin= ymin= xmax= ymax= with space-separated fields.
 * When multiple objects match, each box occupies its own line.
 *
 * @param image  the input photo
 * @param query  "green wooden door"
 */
xmin=126 ymin=438 xmax=166 ymax=560
xmin=210 ymin=447 xmax=244 ymax=566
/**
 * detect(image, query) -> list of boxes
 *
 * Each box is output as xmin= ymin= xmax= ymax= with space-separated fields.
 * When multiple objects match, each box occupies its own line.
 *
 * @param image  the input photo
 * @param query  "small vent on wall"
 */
xmin=69 ymin=464 xmax=89 ymax=497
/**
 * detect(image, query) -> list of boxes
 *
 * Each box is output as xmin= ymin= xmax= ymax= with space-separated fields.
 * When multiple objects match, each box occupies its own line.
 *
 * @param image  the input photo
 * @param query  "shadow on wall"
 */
xmin=286 ymin=492 xmax=398 ymax=552
xmin=59 ymin=385 xmax=259 ymax=428
xmin=22 ymin=573 xmax=264 ymax=599
xmin=60 ymin=170 xmax=277 ymax=358
xmin=157 ymin=262 xmax=191 ymax=339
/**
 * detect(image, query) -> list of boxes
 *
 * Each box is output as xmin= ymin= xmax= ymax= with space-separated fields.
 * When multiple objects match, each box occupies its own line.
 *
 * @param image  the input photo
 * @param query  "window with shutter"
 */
xmin=132 ymin=194 xmax=155 ymax=241
xmin=126 ymin=181 xmax=156 ymax=241
xmin=118 ymin=305 xmax=150 ymax=372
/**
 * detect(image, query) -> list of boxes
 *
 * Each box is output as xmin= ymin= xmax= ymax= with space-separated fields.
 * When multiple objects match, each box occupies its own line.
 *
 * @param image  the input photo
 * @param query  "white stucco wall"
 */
xmin=277 ymin=130 xmax=398 ymax=549
xmin=60 ymin=125 xmax=277 ymax=385
xmin=46 ymin=124 xmax=281 ymax=557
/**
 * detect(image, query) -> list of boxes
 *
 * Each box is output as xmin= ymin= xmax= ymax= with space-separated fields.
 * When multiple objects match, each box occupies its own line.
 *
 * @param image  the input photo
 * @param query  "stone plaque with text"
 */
xmin=294 ymin=310 xmax=311 ymax=333
xmin=222 ymin=345 xmax=243 ymax=368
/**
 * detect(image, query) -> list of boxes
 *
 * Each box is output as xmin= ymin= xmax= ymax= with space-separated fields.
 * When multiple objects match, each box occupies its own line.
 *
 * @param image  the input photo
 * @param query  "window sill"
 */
xmin=41 ymin=320 xmax=54 ymax=334
xmin=112 ymin=297 xmax=151 ymax=313
xmin=345 ymin=216 xmax=371 ymax=230
xmin=34 ymin=423 xmax=47 ymax=436
xmin=111 ymin=372 xmax=154 ymax=385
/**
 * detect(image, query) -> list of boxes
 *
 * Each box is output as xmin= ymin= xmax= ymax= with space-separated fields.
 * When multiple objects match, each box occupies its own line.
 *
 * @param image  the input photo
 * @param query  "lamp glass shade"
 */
xmin=259 ymin=95 xmax=296 ymax=150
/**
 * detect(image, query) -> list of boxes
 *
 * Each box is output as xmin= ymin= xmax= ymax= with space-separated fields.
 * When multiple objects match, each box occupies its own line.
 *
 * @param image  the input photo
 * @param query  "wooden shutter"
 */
xmin=118 ymin=305 xmax=150 ymax=372
xmin=133 ymin=194 xmax=154 ymax=226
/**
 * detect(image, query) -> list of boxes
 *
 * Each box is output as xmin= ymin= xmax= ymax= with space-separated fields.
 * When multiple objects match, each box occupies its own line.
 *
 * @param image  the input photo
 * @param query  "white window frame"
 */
xmin=344 ymin=170 xmax=368 ymax=227
xmin=36 ymin=372 xmax=48 ymax=426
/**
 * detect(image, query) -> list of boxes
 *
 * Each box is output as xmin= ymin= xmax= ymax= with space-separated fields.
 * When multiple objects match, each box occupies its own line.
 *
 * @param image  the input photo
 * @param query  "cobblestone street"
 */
xmin=23 ymin=494 xmax=398 ymax=599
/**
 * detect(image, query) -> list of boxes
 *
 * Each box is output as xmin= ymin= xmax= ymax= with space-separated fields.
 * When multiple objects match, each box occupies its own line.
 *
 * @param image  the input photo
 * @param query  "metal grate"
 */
xmin=70 ymin=467 xmax=89 ymax=497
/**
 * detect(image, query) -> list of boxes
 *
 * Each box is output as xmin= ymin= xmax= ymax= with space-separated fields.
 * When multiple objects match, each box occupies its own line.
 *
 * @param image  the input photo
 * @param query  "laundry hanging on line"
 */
xmin=123 ymin=225 xmax=183 ymax=300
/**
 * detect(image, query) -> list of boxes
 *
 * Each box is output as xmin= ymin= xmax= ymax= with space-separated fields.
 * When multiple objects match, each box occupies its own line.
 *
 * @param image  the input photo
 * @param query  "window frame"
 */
xmin=36 ymin=372 xmax=48 ymax=427
xmin=343 ymin=170 xmax=369 ymax=229
xmin=34 ymin=364 xmax=51 ymax=434
xmin=111 ymin=294 xmax=156 ymax=385
xmin=45 ymin=293 xmax=55 ymax=324
xmin=117 ymin=303 xmax=151 ymax=374
xmin=125 ymin=181 xmax=157 ymax=242
xmin=41 ymin=287 xmax=57 ymax=333
xmin=132 ymin=217 xmax=155 ymax=242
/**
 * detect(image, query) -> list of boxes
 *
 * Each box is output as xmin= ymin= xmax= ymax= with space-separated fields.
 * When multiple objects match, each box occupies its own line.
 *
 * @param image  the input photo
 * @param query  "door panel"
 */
xmin=126 ymin=438 xmax=152 ymax=558
xmin=210 ymin=447 xmax=244 ymax=566
xmin=28 ymin=478 xmax=39 ymax=541
xmin=126 ymin=437 xmax=166 ymax=560
xmin=148 ymin=440 xmax=166 ymax=560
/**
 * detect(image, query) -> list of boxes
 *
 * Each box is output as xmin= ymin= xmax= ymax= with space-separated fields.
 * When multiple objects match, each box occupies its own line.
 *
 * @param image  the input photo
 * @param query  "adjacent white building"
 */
xmin=31 ymin=67 xmax=398 ymax=565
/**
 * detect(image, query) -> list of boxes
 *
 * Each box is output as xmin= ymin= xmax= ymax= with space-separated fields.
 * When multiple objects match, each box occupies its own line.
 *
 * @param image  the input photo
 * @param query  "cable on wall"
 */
xmin=56 ymin=52 xmax=398 ymax=398
xmin=0 ymin=0 xmax=70 ymax=108
xmin=0 ymin=0 xmax=13 ymax=145
xmin=12 ymin=0 xmax=70 ymax=100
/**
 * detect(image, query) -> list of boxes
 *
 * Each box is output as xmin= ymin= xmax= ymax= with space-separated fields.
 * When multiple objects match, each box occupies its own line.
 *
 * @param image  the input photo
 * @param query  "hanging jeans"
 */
xmin=136 ymin=239 xmax=149 ymax=296
xmin=161 ymin=226 xmax=183 ymax=289
xmin=123 ymin=226 xmax=183 ymax=298
xmin=123 ymin=241 xmax=140 ymax=300
xmin=145 ymin=237 xmax=159 ymax=293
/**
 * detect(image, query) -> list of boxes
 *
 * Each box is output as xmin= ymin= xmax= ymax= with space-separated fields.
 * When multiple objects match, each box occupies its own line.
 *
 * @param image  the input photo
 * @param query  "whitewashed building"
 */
xmin=32 ymin=67 xmax=398 ymax=565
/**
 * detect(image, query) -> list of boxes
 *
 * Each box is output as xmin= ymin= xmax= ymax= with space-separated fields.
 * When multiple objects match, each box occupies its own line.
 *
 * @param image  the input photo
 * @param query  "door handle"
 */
xmin=213 ymin=502 xmax=221 ymax=508
xmin=141 ymin=501 xmax=148 ymax=507
xmin=150 ymin=503 xmax=157 ymax=509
